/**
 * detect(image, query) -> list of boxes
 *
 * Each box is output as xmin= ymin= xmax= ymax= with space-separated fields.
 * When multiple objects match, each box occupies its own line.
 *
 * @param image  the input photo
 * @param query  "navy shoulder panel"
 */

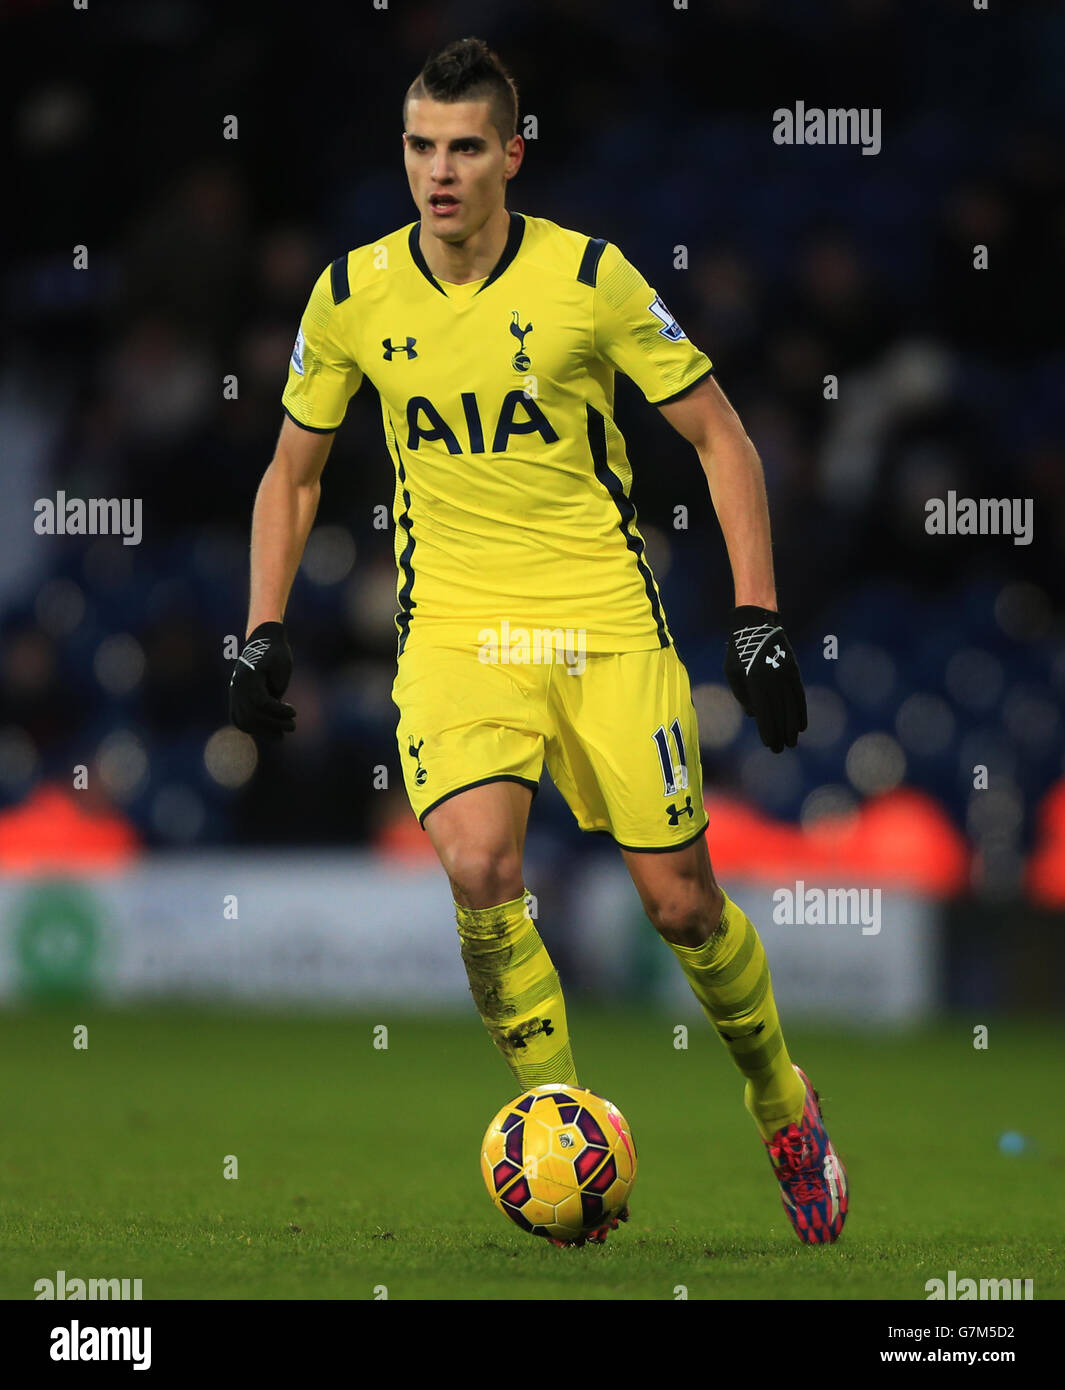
xmin=330 ymin=254 xmax=351 ymax=305
xmin=577 ymin=237 xmax=608 ymax=287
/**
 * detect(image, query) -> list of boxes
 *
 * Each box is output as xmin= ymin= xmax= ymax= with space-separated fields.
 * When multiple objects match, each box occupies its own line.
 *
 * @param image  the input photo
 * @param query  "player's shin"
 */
xmin=667 ymin=890 xmax=805 ymax=1139
xmin=455 ymin=890 xmax=578 ymax=1090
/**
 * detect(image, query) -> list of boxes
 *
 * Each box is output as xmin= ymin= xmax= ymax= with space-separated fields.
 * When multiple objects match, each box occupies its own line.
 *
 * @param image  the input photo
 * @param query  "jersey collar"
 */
xmin=408 ymin=210 xmax=526 ymax=297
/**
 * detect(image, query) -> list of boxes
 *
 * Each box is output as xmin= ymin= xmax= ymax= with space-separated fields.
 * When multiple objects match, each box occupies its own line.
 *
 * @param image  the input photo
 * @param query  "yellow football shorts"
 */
xmin=392 ymin=629 xmax=709 ymax=852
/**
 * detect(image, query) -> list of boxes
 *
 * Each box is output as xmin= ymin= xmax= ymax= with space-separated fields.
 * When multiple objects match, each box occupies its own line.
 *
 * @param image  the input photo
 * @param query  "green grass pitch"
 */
xmin=1 ymin=1007 xmax=1061 ymax=1300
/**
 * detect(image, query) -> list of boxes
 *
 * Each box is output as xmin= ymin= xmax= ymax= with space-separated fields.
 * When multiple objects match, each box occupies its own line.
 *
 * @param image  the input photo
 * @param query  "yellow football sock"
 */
xmin=455 ymin=889 xmax=578 ymax=1090
xmin=668 ymin=890 xmax=805 ymax=1140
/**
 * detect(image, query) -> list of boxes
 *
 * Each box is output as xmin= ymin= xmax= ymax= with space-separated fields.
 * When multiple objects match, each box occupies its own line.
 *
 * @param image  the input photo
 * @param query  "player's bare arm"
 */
xmin=229 ymin=417 xmax=334 ymax=741
xmin=246 ymin=416 xmax=334 ymax=636
xmin=659 ymin=375 xmax=806 ymax=752
xmin=658 ymin=375 xmax=777 ymax=612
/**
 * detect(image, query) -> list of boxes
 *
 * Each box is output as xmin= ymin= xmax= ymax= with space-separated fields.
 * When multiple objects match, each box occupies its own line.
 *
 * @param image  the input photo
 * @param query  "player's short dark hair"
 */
xmin=404 ymin=37 xmax=519 ymax=148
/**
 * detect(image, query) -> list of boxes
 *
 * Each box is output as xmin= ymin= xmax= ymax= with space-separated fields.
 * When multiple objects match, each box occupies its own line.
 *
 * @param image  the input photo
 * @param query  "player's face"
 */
xmin=403 ymin=98 xmax=521 ymax=242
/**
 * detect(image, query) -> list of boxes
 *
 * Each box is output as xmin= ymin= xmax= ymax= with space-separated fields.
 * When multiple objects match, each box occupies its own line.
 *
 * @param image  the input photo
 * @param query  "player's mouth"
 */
xmin=428 ymin=192 xmax=461 ymax=217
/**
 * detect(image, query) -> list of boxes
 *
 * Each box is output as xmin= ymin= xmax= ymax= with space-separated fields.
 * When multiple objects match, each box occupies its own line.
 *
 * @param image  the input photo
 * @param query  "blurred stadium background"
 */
xmin=2 ymin=1 xmax=1064 ymax=1036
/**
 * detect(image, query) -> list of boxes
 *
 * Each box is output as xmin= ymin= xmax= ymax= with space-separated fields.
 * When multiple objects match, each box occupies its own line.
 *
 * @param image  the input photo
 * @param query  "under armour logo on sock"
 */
xmin=717 ymin=1021 xmax=766 ymax=1043
xmin=507 ymin=1018 xmax=554 ymax=1049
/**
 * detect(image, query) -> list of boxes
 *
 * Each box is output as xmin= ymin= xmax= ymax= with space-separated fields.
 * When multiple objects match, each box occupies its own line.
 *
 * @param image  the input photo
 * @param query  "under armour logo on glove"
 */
xmin=732 ymin=621 xmax=783 ymax=674
xmin=228 ymin=621 xmax=296 ymax=741
xmin=724 ymin=606 xmax=807 ymax=753
xmin=236 ymin=637 xmax=272 ymax=671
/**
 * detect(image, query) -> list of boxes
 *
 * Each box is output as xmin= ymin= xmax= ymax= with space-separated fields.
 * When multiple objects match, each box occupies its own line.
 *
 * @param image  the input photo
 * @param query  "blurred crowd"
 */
xmin=2 ymin=0 xmax=1063 ymax=895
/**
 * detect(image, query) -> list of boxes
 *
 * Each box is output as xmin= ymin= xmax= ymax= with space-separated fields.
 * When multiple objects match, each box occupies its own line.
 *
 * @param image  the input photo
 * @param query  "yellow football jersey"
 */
xmin=281 ymin=212 xmax=713 ymax=654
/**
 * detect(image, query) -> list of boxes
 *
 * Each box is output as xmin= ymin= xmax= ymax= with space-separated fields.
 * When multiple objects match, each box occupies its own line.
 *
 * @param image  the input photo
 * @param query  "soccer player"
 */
xmin=230 ymin=37 xmax=847 ymax=1247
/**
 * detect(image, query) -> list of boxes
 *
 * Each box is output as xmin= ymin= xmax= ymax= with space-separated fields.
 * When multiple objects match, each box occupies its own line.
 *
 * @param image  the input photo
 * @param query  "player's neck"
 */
xmin=418 ymin=204 xmax=511 ymax=285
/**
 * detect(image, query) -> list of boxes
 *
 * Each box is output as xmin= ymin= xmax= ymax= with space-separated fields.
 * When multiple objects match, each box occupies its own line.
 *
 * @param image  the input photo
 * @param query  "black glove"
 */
xmin=229 ymin=621 xmax=296 ymax=741
xmin=724 ymin=605 xmax=807 ymax=753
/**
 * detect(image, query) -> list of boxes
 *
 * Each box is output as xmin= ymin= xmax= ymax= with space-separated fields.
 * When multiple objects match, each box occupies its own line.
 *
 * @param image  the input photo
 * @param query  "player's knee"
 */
xmin=444 ymin=844 xmax=524 ymax=910
xmin=648 ymin=882 xmax=725 ymax=946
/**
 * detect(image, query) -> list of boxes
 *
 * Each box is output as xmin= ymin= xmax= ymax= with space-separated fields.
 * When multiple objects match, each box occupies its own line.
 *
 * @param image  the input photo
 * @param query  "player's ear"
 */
xmin=504 ymin=133 xmax=524 ymax=179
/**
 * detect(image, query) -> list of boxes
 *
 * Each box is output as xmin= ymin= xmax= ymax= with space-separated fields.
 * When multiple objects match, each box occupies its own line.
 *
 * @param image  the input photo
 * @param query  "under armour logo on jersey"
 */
xmin=765 ymin=644 xmax=787 ymax=669
xmin=733 ymin=623 xmax=784 ymax=674
xmin=383 ymin=337 xmax=418 ymax=360
xmin=509 ymin=311 xmax=533 ymax=370
xmin=666 ymin=796 xmax=694 ymax=826
xmin=237 ymin=638 xmax=271 ymax=671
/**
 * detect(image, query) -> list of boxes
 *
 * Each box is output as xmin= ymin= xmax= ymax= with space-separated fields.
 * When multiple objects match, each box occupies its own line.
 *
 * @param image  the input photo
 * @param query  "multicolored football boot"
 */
xmin=548 ymin=1204 xmax=630 ymax=1249
xmin=763 ymin=1065 xmax=848 ymax=1244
